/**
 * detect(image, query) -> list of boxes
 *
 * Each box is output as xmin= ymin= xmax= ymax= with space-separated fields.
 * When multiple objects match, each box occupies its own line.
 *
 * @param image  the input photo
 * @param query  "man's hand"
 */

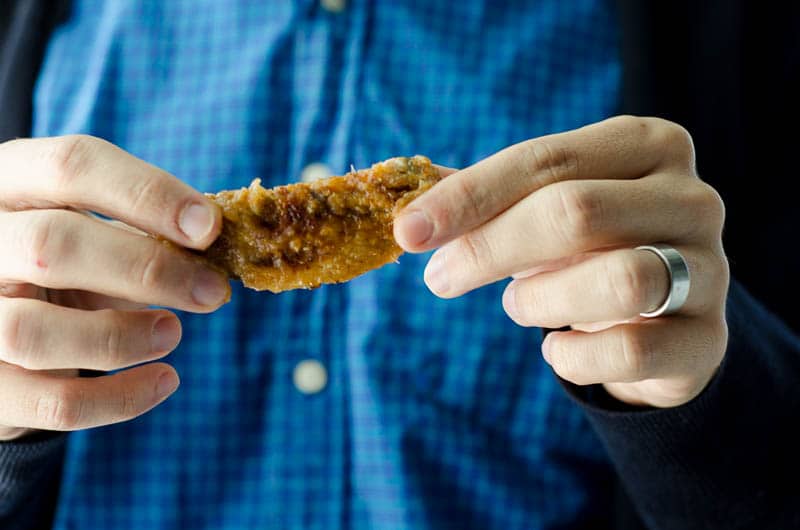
xmin=0 ymin=135 xmax=230 ymax=441
xmin=395 ymin=116 xmax=729 ymax=408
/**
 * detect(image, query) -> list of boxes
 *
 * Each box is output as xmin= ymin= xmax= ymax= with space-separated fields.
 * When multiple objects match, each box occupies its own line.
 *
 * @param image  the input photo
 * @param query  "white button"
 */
xmin=300 ymin=162 xmax=332 ymax=183
xmin=293 ymin=359 xmax=328 ymax=394
xmin=321 ymin=0 xmax=346 ymax=13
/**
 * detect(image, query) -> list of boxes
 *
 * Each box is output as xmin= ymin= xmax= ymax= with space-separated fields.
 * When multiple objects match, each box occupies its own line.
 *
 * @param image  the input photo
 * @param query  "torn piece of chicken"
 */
xmin=199 ymin=155 xmax=442 ymax=293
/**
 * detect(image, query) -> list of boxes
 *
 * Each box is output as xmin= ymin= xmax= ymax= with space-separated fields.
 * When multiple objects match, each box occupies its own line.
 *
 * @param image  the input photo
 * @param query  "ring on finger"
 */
xmin=635 ymin=244 xmax=690 ymax=318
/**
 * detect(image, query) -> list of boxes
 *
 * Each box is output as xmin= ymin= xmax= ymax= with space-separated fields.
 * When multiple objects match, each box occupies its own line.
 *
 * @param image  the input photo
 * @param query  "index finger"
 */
xmin=0 ymin=135 xmax=221 ymax=250
xmin=394 ymin=116 xmax=695 ymax=252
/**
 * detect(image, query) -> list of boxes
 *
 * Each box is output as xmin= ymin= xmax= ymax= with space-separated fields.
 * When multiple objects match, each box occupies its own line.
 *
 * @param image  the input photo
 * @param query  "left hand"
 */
xmin=394 ymin=116 xmax=729 ymax=408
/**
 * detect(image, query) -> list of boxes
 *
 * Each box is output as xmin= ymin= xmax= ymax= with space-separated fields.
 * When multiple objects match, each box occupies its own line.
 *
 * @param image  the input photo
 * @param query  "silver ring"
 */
xmin=635 ymin=244 xmax=691 ymax=318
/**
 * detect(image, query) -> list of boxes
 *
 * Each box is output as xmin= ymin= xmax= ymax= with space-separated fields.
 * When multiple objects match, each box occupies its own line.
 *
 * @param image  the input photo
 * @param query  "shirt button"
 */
xmin=300 ymin=162 xmax=332 ymax=183
xmin=293 ymin=359 xmax=328 ymax=394
xmin=320 ymin=0 xmax=346 ymax=13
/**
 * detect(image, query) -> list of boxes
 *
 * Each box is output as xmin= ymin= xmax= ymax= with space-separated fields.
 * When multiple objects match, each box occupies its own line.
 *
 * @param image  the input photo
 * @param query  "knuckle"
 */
xmin=547 ymin=183 xmax=602 ymax=244
xmin=519 ymin=138 xmax=579 ymax=185
xmin=48 ymin=135 xmax=97 ymax=191
xmin=651 ymin=119 xmax=696 ymax=164
xmin=35 ymin=385 xmax=84 ymax=431
xmin=694 ymin=318 xmax=729 ymax=373
xmin=0 ymin=301 xmax=39 ymax=369
xmin=452 ymin=176 xmax=484 ymax=227
xmin=0 ymin=301 xmax=22 ymax=359
xmin=684 ymin=249 xmax=729 ymax=315
xmin=711 ymin=318 xmax=729 ymax=357
xmin=128 ymin=173 xmax=168 ymax=220
xmin=714 ymin=250 xmax=731 ymax=294
xmin=133 ymin=242 xmax=168 ymax=292
xmin=695 ymin=182 xmax=727 ymax=235
xmin=22 ymin=210 xmax=71 ymax=280
xmin=679 ymin=183 xmax=726 ymax=241
xmin=665 ymin=122 xmax=695 ymax=154
xmin=611 ymin=114 xmax=642 ymax=126
xmin=606 ymin=254 xmax=653 ymax=313
xmin=610 ymin=114 xmax=648 ymax=136
xmin=100 ymin=312 xmax=127 ymax=369
xmin=118 ymin=385 xmax=140 ymax=419
xmin=454 ymin=230 xmax=496 ymax=274
xmin=618 ymin=116 xmax=696 ymax=169
xmin=617 ymin=328 xmax=651 ymax=380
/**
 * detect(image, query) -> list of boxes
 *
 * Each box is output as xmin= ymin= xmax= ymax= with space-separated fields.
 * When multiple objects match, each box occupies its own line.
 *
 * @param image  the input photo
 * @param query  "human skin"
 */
xmin=0 ymin=116 xmax=727 ymax=442
xmin=0 ymin=136 xmax=230 ymax=441
xmin=395 ymin=116 xmax=729 ymax=409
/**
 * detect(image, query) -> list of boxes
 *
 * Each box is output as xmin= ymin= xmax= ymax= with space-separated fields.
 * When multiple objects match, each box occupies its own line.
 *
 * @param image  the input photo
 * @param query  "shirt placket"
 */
xmin=283 ymin=1 xmax=363 ymax=529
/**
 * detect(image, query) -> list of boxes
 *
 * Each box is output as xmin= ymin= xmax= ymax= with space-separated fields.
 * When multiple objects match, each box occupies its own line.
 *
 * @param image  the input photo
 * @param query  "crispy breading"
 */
xmin=200 ymin=155 xmax=441 ymax=292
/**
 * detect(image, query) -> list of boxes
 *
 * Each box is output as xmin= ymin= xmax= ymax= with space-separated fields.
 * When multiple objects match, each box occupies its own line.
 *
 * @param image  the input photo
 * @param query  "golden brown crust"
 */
xmin=199 ymin=155 xmax=440 ymax=292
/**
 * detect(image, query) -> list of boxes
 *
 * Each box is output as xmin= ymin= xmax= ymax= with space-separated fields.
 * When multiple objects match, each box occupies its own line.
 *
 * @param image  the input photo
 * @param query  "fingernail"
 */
xmin=151 ymin=316 xmax=181 ymax=354
xmin=179 ymin=202 xmax=215 ymax=242
xmin=424 ymin=251 xmax=450 ymax=295
xmin=192 ymin=269 xmax=228 ymax=307
xmin=156 ymin=371 xmax=179 ymax=399
xmin=541 ymin=334 xmax=553 ymax=364
xmin=503 ymin=284 xmax=519 ymax=320
xmin=396 ymin=210 xmax=434 ymax=247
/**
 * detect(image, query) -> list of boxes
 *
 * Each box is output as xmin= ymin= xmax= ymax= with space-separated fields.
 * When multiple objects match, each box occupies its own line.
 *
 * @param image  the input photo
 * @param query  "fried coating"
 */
xmin=200 ymin=155 xmax=441 ymax=292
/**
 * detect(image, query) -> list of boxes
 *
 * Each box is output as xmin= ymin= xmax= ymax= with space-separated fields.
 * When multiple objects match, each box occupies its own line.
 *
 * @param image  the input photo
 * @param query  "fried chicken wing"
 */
xmin=200 ymin=155 xmax=441 ymax=292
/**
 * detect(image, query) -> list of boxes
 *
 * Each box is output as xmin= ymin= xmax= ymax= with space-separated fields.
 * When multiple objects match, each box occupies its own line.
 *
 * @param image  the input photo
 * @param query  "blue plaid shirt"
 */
xmin=33 ymin=1 xmax=620 ymax=528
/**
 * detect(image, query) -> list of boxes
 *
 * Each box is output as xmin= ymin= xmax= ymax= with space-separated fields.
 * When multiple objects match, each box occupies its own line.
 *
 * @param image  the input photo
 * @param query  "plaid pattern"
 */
xmin=32 ymin=1 xmax=620 ymax=528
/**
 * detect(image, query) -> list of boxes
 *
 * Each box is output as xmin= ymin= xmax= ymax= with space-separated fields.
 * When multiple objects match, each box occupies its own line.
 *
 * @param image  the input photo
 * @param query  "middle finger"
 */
xmin=424 ymin=178 xmax=707 ymax=298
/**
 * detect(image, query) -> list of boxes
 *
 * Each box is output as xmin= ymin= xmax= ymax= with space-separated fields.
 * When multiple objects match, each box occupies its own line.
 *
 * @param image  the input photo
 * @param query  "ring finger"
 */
xmin=502 ymin=245 xmax=720 ymax=328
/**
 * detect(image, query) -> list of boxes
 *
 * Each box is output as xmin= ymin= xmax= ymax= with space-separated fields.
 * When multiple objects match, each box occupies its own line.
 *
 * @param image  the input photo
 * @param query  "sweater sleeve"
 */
xmin=0 ymin=431 xmax=66 ymax=530
xmin=564 ymin=279 xmax=800 ymax=529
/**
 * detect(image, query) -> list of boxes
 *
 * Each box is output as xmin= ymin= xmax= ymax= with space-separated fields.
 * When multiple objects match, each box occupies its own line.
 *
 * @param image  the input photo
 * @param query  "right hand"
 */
xmin=0 ymin=135 xmax=230 ymax=441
